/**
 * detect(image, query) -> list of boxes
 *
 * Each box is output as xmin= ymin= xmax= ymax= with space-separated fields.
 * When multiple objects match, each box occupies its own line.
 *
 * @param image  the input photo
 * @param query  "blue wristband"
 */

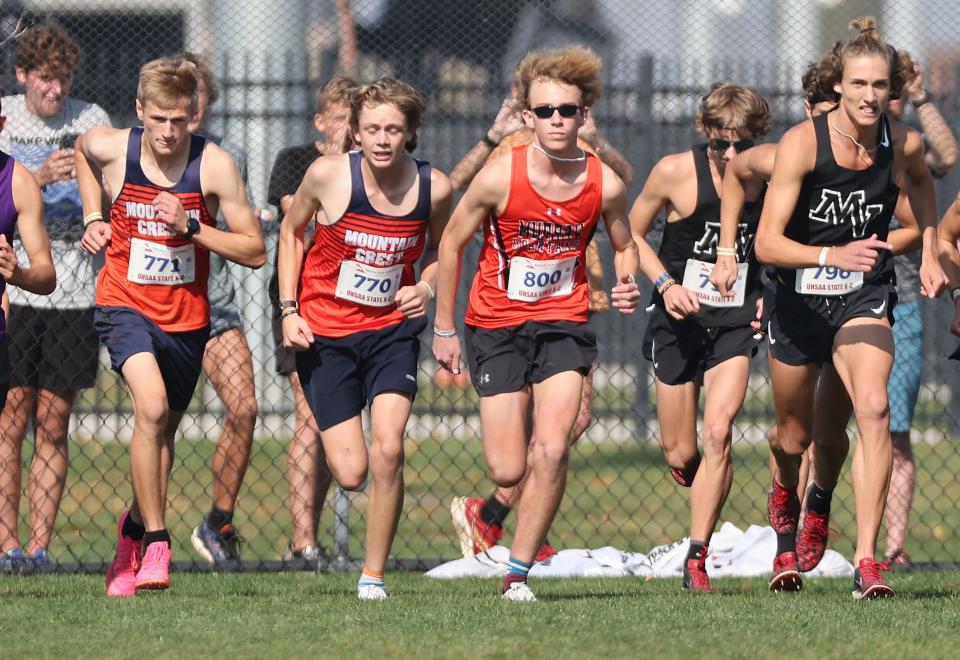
xmin=653 ymin=272 xmax=671 ymax=290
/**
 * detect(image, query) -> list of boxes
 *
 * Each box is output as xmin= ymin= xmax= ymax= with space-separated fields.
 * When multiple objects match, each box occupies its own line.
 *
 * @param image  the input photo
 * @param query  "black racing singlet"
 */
xmin=653 ymin=144 xmax=765 ymax=327
xmin=777 ymin=111 xmax=899 ymax=289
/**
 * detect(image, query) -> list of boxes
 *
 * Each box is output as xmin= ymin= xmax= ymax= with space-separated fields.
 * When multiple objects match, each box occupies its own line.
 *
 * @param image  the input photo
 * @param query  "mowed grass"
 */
xmin=1 ymin=571 xmax=960 ymax=658
xmin=22 ymin=434 xmax=960 ymax=566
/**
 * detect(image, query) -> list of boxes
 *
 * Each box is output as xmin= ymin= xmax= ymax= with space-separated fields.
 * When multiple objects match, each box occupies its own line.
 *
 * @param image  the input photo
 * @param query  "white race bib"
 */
xmin=335 ymin=261 xmax=403 ymax=307
xmin=795 ymin=266 xmax=863 ymax=296
xmin=506 ymin=256 xmax=577 ymax=302
xmin=681 ymin=258 xmax=748 ymax=308
xmin=127 ymin=238 xmax=195 ymax=286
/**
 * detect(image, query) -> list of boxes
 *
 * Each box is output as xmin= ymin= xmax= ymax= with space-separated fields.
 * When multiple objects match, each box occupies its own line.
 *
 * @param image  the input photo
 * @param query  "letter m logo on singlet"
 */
xmin=808 ymin=188 xmax=883 ymax=239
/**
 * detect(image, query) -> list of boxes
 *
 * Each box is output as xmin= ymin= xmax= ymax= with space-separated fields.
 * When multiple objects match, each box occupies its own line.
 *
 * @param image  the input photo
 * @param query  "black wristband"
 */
xmin=278 ymin=299 xmax=298 ymax=311
xmin=482 ymin=133 xmax=498 ymax=148
xmin=181 ymin=217 xmax=201 ymax=239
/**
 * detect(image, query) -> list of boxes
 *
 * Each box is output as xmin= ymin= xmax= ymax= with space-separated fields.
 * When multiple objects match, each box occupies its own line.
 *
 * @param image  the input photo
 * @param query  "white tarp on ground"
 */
xmin=425 ymin=522 xmax=854 ymax=579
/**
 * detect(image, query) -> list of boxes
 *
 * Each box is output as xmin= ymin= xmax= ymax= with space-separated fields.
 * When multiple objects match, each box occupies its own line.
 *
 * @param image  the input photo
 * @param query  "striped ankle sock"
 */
xmin=358 ymin=568 xmax=385 ymax=588
xmin=503 ymin=556 xmax=531 ymax=592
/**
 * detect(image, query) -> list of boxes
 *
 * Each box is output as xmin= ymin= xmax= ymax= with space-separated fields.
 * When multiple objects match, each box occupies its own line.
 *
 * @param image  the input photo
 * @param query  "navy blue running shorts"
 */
xmin=94 ymin=306 xmax=209 ymax=412
xmin=295 ymin=316 xmax=427 ymax=431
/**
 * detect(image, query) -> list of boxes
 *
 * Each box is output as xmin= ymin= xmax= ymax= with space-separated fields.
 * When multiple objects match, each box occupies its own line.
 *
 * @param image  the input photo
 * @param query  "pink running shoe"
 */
xmin=105 ymin=511 xmax=141 ymax=598
xmin=135 ymin=541 xmax=172 ymax=591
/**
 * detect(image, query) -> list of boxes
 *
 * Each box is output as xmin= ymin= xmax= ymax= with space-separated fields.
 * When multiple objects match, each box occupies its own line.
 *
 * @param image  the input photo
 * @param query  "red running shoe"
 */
xmin=853 ymin=558 xmax=894 ymax=600
xmin=769 ymin=551 xmax=803 ymax=592
xmin=682 ymin=545 xmax=712 ymax=593
xmin=450 ymin=496 xmax=504 ymax=557
xmin=796 ymin=510 xmax=830 ymax=572
xmin=670 ymin=467 xmax=694 ymax=488
xmin=535 ymin=541 xmax=558 ymax=563
xmin=767 ymin=480 xmax=801 ymax=535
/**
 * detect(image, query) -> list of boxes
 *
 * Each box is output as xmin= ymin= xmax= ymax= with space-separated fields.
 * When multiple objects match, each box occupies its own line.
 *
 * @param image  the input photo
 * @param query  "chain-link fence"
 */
xmin=1 ymin=0 xmax=960 ymax=572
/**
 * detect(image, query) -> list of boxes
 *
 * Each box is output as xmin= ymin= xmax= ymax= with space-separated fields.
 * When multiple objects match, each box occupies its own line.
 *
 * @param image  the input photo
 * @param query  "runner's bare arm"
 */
xmin=76 ymin=126 xmax=124 ymax=254
xmin=600 ymin=167 xmax=639 ymax=314
xmin=711 ymin=144 xmax=775 ymax=295
xmin=396 ymin=168 xmax=453 ymax=318
xmin=5 ymin=161 xmax=54 ymax=294
xmin=277 ymin=157 xmax=333 ymax=350
xmin=189 ymin=144 xmax=265 ymax=268
xmin=936 ymin=196 xmax=960 ymax=289
xmin=901 ymin=127 xmax=948 ymax=297
xmin=888 ymin=192 xmax=921 ymax=256
xmin=433 ymin=160 xmax=506 ymax=373
xmin=756 ymin=125 xmax=889 ymax=272
xmin=628 ymin=155 xmax=699 ymax=319
xmin=449 ymin=97 xmax=524 ymax=191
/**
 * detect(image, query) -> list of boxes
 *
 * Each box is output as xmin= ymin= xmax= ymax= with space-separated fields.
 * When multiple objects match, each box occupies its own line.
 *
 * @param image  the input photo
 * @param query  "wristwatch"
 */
xmin=181 ymin=217 xmax=201 ymax=239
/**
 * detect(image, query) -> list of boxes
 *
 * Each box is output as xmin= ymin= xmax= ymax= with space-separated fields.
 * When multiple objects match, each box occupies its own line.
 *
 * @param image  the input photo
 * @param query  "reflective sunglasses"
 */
xmin=709 ymin=138 xmax=754 ymax=154
xmin=529 ymin=103 xmax=581 ymax=119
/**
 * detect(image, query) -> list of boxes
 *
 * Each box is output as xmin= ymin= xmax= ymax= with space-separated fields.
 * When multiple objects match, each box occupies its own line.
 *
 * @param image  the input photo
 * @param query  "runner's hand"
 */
xmin=709 ymin=254 xmax=737 ymax=298
xmin=919 ymin=247 xmax=948 ymax=298
xmin=395 ymin=283 xmax=430 ymax=318
xmin=832 ymin=234 xmax=891 ymax=272
xmin=0 ymin=235 xmax=18 ymax=280
xmin=153 ymin=191 xmax=189 ymax=233
xmin=433 ymin=334 xmax=462 ymax=375
xmin=282 ymin=312 xmax=314 ymax=351
xmin=751 ymin=296 xmax=764 ymax=333
xmin=663 ymin=284 xmax=700 ymax=320
xmin=80 ymin=220 xmax=111 ymax=255
xmin=610 ymin=274 xmax=640 ymax=314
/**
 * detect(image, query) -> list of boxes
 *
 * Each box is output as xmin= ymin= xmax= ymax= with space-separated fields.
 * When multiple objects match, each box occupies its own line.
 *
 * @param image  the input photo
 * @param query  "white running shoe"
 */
xmin=501 ymin=582 xmax=537 ymax=602
xmin=357 ymin=584 xmax=388 ymax=601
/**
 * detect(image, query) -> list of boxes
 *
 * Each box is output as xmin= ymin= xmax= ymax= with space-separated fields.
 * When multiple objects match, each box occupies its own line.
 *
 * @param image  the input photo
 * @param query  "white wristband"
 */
xmin=417 ymin=280 xmax=435 ymax=299
xmin=818 ymin=246 xmax=829 ymax=267
xmin=951 ymin=287 xmax=960 ymax=302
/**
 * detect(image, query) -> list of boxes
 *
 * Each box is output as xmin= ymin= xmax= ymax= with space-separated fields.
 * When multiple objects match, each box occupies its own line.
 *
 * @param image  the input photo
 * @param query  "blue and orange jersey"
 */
xmin=96 ymin=127 xmax=215 ymax=332
xmin=298 ymin=151 xmax=432 ymax=338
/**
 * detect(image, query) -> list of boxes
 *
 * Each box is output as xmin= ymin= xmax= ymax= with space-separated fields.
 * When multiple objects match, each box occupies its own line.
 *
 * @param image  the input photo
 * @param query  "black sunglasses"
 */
xmin=529 ymin=104 xmax=581 ymax=119
xmin=709 ymin=139 xmax=754 ymax=154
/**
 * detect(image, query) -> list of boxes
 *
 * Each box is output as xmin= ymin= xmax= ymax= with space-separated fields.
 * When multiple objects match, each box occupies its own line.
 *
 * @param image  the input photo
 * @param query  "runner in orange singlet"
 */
xmin=433 ymin=45 xmax=640 ymax=602
xmin=278 ymin=78 xmax=452 ymax=601
xmin=75 ymin=57 xmax=265 ymax=597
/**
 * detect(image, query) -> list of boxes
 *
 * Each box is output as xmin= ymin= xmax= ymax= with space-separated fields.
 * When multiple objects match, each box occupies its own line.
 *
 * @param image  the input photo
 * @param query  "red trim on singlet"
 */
xmin=464 ymin=144 xmax=603 ymax=329
xmin=96 ymin=181 xmax=215 ymax=332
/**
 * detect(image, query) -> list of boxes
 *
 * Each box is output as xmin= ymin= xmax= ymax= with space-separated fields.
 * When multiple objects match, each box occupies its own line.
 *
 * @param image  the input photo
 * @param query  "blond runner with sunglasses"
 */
xmin=433 ymin=45 xmax=640 ymax=602
xmin=628 ymin=83 xmax=770 ymax=593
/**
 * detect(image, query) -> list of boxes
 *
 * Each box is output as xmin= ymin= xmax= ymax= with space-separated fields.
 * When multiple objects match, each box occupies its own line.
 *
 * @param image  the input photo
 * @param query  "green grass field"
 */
xmin=2 ymin=571 xmax=959 ymax=658
xmin=20 ymin=433 xmax=960 ymax=568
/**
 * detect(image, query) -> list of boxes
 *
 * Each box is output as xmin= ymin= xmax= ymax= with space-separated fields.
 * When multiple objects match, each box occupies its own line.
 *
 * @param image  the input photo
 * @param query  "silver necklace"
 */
xmin=829 ymin=119 xmax=878 ymax=154
xmin=532 ymin=142 xmax=586 ymax=163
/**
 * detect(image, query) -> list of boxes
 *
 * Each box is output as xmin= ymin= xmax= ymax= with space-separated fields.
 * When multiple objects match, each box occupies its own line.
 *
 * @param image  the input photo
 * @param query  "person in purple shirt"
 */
xmin=0 ymin=96 xmax=57 ymax=574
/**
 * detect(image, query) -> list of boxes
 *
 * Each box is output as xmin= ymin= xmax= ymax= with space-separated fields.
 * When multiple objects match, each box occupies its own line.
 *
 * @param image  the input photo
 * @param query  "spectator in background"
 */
xmin=267 ymin=77 xmax=355 ymax=565
xmin=0 ymin=23 xmax=111 ymax=573
xmin=181 ymin=52 xmax=260 ymax=570
xmin=880 ymin=58 xmax=957 ymax=566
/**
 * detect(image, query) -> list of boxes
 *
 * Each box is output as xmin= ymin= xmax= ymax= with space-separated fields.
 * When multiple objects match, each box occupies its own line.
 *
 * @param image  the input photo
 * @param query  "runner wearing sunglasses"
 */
xmin=433 ymin=45 xmax=640 ymax=602
xmin=629 ymin=83 xmax=771 ymax=593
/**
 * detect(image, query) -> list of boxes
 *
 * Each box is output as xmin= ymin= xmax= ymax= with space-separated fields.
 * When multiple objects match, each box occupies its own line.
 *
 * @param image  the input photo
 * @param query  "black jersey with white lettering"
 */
xmin=652 ymin=144 xmax=765 ymax=327
xmin=777 ymin=111 xmax=899 ymax=288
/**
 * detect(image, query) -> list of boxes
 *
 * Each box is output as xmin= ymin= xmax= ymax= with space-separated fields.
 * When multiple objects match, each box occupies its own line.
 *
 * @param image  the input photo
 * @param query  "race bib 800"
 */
xmin=334 ymin=261 xmax=403 ymax=307
xmin=795 ymin=266 xmax=863 ymax=296
xmin=506 ymin=256 xmax=577 ymax=302
xmin=127 ymin=238 xmax=195 ymax=286
xmin=681 ymin=258 xmax=748 ymax=307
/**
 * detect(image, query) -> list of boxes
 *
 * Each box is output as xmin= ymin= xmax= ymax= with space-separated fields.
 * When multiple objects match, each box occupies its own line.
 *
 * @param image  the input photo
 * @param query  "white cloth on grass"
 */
xmin=425 ymin=522 xmax=854 ymax=579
